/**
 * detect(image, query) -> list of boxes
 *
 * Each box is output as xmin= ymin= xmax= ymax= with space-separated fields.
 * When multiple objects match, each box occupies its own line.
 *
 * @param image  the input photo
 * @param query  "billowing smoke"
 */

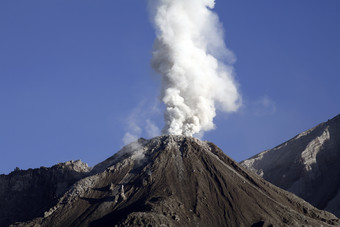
xmin=148 ymin=0 xmax=241 ymax=137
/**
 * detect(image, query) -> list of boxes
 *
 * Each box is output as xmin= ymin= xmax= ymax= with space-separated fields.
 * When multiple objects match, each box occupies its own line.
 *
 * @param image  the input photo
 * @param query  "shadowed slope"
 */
xmin=0 ymin=161 xmax=90 ymax=227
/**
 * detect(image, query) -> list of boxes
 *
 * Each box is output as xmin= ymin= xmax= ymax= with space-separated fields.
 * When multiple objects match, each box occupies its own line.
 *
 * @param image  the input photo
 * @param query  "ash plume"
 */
xmin=149 ymin=0 xmax=241 ymax=137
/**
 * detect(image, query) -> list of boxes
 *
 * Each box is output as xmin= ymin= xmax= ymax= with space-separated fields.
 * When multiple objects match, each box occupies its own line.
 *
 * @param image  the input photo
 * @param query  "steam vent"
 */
xmin=1 ymin=136 xmax=339 ymax=226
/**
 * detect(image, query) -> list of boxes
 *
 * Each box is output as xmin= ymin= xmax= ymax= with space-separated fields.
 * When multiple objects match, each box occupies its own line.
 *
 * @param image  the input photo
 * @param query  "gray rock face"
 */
xmin=0 ymin=160 xmax=90 ymax=227
xmin=7 ymin=136 xmax=340 ymax=227
xmin=241 ymin=114 xmax=340 ymax=218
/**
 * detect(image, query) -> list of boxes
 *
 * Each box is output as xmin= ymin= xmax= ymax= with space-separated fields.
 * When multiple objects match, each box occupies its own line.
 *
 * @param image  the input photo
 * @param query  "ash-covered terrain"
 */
xmin=2 ymin=136 xmax=339 ymax=227
xmin=242 ymin=114 xmax=340 ymax=218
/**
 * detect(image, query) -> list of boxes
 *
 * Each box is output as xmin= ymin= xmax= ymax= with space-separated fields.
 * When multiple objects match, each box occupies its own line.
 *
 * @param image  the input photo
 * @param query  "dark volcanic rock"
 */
xmin=241 ymin=114 xmax=340 ymax=218
xmin=0 ymin=160 xmax=90 ymax=227
xmin=9 ymin=136 xmax=339 ymax=227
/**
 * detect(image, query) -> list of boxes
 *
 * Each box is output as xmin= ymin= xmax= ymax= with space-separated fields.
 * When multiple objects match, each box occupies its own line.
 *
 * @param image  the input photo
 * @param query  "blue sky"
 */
xmin=1 ymin=0 xmax=339 ymax=174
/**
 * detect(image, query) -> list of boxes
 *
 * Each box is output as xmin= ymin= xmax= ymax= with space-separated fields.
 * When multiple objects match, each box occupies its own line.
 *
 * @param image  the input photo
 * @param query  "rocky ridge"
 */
xmin=241 ymin=114 xmax=340 ymax=217
xmin=0 ymin=160 xmax=90 ymax=227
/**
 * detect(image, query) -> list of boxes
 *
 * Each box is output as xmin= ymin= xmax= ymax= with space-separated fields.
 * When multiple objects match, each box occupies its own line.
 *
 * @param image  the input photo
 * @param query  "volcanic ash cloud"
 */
xmin=149 ymin=0 xmax=241 ymax=137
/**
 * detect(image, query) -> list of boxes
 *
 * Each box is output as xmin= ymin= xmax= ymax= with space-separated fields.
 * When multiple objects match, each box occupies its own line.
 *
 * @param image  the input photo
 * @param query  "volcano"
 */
xmin=4 ymin=136 xmax=339 ymax=227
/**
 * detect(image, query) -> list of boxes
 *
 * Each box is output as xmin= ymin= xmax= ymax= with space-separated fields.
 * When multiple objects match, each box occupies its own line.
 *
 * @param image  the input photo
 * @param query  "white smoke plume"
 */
xmin=148 ymin=0 xmax=241 ymax=137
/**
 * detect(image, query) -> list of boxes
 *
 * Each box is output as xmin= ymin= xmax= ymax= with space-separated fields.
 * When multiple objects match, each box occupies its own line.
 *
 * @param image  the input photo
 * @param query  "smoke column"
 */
xmin=149 ymin=0 xmax=241 ymax=137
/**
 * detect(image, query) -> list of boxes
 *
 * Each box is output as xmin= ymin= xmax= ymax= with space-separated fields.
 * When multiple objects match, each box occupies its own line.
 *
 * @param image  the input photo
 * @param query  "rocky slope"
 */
xmin=7 ymin=136 xmax=340 ymax=227
xmin=241 ymin=114 xmax=340 ymax=218
xmin=0 ymin=160 xmax=90 ymax=227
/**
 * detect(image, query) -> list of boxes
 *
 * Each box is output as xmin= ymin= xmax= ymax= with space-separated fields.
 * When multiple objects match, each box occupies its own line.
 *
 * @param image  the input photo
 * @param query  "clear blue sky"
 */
xmin=1 ymin=0 xmax=339 ymax=174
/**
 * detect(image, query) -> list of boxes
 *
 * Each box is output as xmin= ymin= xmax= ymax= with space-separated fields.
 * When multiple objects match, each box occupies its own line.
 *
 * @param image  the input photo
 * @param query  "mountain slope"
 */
xmin=10 ymin=136 xmax=339 ymax=227
xmin=0 ymin=160 xmax=90 ymax=227
xmin=241 ymin=114 xmax=340 ymax=217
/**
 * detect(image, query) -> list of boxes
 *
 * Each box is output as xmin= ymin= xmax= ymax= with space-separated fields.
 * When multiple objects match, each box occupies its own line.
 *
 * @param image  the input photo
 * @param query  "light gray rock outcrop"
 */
xmin=241 ymin=114 xmax=340 ymax=217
